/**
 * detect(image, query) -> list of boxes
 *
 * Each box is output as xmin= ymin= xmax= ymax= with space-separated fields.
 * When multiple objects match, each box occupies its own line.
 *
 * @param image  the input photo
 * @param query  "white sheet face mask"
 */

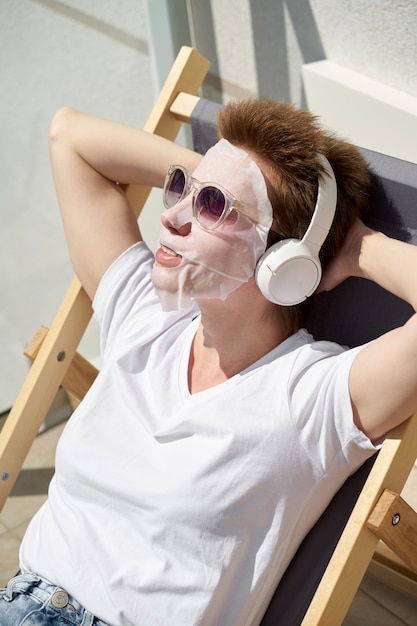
xmin=152 ymin=139 xmax=273 ymax=311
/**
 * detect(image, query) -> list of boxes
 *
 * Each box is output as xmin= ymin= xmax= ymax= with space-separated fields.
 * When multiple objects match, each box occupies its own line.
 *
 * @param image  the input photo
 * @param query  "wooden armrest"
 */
xmin=367 ymin=489 xmax=417 ymax=573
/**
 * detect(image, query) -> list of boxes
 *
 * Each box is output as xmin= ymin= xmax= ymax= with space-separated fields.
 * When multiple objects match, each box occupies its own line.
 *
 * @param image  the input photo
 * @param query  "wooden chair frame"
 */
xmin=0 ymin=46 xmax=210 ymax=508
xmin=2 ymin=46 xmax=417 ymax=625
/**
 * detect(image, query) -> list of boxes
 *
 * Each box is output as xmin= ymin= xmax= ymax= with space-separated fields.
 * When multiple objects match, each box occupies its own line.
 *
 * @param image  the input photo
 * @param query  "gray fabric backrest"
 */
xmin=190 ymin=98 xmax=223 ymax=156
xmin=191 ymin=98 xmax=417 ymax=624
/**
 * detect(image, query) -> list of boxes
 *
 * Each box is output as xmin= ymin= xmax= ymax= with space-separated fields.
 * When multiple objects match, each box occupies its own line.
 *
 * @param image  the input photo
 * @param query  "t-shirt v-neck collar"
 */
xmin=177 ymin=317 xmax=308 ymax=402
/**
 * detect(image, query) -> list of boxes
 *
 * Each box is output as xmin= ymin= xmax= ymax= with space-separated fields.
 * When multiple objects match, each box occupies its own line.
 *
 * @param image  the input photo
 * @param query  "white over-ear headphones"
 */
xmin=255 ymin=154 xmax=337 ymax=306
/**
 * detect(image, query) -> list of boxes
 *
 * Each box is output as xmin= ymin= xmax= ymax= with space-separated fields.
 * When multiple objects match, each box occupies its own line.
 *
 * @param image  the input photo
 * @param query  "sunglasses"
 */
xmin=163 ymin=165 xmax=253 ymax=230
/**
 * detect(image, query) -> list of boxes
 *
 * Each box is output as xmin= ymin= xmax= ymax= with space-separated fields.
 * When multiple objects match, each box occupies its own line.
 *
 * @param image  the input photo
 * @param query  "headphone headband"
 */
xmin=301 ymin=154 xmax=337 ymax=250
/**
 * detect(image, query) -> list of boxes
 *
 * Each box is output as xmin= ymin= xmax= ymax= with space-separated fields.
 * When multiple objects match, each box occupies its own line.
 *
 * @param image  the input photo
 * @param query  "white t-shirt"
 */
xmin=20 ymin=242 xmax=377 ymax=626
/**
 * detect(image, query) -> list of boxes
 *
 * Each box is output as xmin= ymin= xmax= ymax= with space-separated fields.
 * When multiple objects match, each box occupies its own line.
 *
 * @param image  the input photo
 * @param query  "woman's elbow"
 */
xmin=48 ymin=107 xmax=79 ymax=147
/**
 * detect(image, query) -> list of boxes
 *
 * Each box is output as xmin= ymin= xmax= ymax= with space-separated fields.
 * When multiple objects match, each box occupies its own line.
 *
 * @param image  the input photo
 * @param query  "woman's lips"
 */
xmin=155 ymin=244 xmax=183 ymax=267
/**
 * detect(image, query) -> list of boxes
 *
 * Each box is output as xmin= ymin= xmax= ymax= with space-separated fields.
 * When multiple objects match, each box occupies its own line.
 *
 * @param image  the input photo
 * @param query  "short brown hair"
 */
xmin=217 ymin=98 xmax=371 ymax=332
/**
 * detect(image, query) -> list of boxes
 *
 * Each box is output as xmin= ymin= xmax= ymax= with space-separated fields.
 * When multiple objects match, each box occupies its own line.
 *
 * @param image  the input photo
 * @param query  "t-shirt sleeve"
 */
xmin=92 ymin=242 xmax=197 ymax=358
xmin=288 ymin=338 xmax=380 ymax=476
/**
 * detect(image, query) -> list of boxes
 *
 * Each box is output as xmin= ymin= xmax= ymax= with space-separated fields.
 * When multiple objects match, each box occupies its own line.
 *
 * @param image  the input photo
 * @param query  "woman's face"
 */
xmin=152 ymin=140 xmax=273 ymax=311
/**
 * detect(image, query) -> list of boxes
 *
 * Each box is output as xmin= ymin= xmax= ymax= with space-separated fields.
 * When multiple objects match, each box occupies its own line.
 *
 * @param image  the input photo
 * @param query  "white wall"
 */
xmin=190 ymin=0 xmax=417 ymax=104
xmin=302 ymin=60 xmax=417 ymax=164
xmin=0 ymin=0 xmax=155 ymax=411
xmin=189 ymin=0 xmax=417 ymax=158
xmin=2 ymin=0 xmax=417 ymax=412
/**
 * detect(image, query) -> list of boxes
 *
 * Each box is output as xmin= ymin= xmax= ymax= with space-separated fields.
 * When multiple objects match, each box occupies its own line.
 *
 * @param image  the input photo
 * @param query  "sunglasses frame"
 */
xmin=163 ymin=164 xmax=255 ymax=230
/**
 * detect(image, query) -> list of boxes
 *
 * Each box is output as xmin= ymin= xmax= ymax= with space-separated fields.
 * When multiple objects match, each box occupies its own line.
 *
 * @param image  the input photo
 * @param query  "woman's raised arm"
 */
xmin=320 ymin=219 xmax=417 ymax=443
xmin=49 ymin=107 xmax=202 ymax=300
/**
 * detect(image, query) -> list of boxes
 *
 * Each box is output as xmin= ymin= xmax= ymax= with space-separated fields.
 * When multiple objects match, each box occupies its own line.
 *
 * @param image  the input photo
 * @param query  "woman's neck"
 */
xmin=188 ymin=287 xmax=289 ymax=394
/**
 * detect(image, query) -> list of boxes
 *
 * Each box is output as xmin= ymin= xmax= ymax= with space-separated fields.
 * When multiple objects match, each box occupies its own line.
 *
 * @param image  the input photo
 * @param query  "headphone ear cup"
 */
xmin=256 ymin=239 xmax=322 ymax=306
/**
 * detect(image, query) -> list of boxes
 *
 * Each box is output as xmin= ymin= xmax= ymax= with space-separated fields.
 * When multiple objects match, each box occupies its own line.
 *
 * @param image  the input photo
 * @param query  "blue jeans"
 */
xmin=0 ymin=572 xmax=109 ymax=625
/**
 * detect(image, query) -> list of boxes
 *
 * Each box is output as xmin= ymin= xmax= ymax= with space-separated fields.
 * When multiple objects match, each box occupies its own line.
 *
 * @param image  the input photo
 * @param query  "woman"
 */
xmin=2 ymin=98 xmax=417 ymax=626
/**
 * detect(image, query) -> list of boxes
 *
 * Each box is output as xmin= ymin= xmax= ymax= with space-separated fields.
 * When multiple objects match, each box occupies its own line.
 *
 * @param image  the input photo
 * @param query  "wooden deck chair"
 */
xmin=2 ymin=46 xmax=417 ymax=625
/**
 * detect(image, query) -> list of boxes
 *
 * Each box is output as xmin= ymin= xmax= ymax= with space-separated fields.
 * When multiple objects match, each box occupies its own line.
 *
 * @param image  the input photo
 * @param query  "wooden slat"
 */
xmin=170 ymin=92 xmax=200 ymax=123
xmin=62 ymin=352 xmax=98 ymax=404
xmin=25 ymin=325 xmax=99 ymax=406
xmin=367 ymin=489 xmax=417 ymax=572
xmin=368 ymin=541 xmax=417 ymax=601
xmin=24 ymin=325 xmax=49 ymax=361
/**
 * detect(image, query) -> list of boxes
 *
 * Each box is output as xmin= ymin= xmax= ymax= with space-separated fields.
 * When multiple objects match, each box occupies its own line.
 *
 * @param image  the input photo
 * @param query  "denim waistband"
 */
xmin=2 ymin=572 xmax=109 ymax=626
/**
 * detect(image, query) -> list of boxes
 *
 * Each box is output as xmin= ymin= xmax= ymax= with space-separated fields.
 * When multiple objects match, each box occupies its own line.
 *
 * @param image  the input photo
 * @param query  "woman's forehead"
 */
xmin=192 ymin=139 xmax=273 ymax=219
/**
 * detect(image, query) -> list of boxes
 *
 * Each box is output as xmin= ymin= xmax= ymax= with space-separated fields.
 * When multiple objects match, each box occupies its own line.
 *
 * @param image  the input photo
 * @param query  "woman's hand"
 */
xmin=317 ymin=219 xmax=375 ymax=293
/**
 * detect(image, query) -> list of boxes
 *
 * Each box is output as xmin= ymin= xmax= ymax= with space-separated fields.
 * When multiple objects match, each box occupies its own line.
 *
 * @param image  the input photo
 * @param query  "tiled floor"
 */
xmin=1 ymin=409 xmax=417 ymax=624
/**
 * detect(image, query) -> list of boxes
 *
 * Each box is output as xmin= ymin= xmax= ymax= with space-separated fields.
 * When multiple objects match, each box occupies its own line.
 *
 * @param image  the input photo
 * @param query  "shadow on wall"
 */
xmin=190 ymin=0 xmax=325 ymax=105
xmin=187 ymin=1 xmax=222 ymax=102
xmin=249 ymin=0 xmax=325 ymax=104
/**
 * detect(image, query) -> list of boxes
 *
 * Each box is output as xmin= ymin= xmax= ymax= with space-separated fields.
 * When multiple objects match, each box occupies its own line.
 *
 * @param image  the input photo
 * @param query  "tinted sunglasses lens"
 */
xmin=164 ymin=168 xmax=186 ymax=207
xmin=195 ymin=186 xmax=226 ymax=228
